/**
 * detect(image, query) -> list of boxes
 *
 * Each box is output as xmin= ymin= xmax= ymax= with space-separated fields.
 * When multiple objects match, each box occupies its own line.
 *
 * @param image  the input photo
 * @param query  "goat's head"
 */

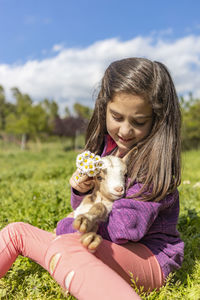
xmin=94 ymin=156 xmax=127 ymax=201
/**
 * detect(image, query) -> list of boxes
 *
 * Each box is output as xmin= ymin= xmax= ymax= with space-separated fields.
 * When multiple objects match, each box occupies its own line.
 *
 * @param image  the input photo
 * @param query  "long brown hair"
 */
xmin=85 ymin=57 xmax=181 ymax=202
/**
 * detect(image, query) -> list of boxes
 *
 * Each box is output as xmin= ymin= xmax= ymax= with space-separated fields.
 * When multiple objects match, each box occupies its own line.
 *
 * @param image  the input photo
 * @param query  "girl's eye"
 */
xmin=112 ymin=113 xmax=146 ymax=126
xmin=97 ymin=175 xmax=103 ymax=181
xmin=133 ymin=121 xmax=146 ymax=127
xmin=112 ymin=115 xmax=123 ymax=121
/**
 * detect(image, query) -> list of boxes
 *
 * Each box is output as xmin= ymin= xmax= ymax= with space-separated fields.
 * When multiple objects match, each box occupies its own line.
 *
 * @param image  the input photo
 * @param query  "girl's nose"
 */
xmin=119 ymin=123 xmax=133 ymax=137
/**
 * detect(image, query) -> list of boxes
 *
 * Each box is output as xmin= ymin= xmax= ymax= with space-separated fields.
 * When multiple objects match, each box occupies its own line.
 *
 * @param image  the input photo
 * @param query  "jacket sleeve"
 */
xmin=56 ymin=189 xmax=84 ymax=235
xmin=98 ymin=184 xmax=171 ymax=244
xmin=70 ymin=188 xmax=85 ymax=210
xmin=56 ymin=188 xmax=92 ymax=235
xmin=56 ymin=217 xmax=77 ymax=235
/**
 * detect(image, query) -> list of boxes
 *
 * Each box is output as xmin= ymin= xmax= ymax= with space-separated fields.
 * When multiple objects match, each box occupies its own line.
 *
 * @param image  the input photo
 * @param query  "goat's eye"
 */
xmin=97 ymin=175 xmax=103 ymax=181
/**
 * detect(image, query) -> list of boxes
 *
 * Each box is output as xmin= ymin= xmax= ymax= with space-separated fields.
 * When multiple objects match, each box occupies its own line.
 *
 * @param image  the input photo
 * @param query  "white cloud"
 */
xmin=0 ymin=35 xmax=200 ymax=113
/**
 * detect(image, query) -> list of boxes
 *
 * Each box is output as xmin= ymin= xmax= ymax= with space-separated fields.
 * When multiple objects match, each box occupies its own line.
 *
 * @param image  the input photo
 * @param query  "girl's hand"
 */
xmin=69 ymin=169 xmax=95 ymax=194
xmin=66 ymin=211 xmax=74 ymax=218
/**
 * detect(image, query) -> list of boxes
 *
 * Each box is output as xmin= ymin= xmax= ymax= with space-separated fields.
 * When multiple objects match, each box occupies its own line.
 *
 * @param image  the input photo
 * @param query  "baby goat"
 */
xmin=73 ymin=155 xmax=127 ymax=252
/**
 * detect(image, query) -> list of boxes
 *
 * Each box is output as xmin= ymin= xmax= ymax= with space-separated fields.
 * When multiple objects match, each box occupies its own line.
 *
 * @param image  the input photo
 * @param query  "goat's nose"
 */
xmin=114 ymin=186 xmax=123 ymax=193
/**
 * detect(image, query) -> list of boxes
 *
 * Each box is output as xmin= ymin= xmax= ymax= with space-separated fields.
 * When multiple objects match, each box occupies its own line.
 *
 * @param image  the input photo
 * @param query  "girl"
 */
xmin=0 ymin=58 xmax=184 ymax=300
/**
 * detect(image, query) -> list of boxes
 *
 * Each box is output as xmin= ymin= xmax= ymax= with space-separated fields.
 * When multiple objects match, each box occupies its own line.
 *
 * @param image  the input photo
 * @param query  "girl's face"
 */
xmin=106 ymin=93 xmax=153 ymax=156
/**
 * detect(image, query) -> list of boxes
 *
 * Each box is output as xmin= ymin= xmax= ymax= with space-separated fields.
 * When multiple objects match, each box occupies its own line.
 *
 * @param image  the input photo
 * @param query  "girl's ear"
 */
xmin=122 ymin=147 xmax=138 ymax=164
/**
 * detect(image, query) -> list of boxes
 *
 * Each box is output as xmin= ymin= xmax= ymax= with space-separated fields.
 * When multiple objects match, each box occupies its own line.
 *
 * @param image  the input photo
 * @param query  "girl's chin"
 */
xmin=118 ymin=140 xmax=133 ymax=149
xmin=117 ymin=144 xmax=131 ymax=155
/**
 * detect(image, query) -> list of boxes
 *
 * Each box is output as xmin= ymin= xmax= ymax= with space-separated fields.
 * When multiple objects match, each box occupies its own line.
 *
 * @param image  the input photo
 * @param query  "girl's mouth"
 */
xmin=118 ymin=135 xmax=133 ymax=143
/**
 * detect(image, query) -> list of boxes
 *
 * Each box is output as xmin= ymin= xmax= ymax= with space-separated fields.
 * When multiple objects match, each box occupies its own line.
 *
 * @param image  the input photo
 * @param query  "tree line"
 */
xmin=0 ymin=85 xmax=92 ymax=149
xmin=0 ymin=85 xmax=200 ymax=150
xmin=180 ymin=93 xmax=200 ymax=150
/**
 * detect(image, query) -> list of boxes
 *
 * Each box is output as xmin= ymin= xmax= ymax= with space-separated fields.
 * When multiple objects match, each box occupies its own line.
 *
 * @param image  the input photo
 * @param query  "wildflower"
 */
xmin=88 ymin=170 xmax=95 ymax=176
xmin=97 ymin=161 xmax=104 ymax=168
xmin=75 ymin=172 xmax=84 ymax=182
xmin=89 ymin=153 xmax=95 ymax=159
xmin=83 ymin=151 xmax=91 ymax=158
xmin=76 ymin=154 xmax=83 ymax=163
xmin=76 ymin=151 xmax=105 ymax=177
xmin=94 ymin=155 xmax=101 ymax=162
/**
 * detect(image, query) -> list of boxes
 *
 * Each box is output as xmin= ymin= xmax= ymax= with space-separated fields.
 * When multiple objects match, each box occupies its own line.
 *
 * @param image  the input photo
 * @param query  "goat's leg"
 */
xmin=73 ymin=216 xmax=98 ymax=233
xmin=73 ymin=203 xmax=107 ymax=251
xmin=80 ymin=232 xmax=103 ymax=252
xmin=73 ymin=203 xmax=107 ymax=233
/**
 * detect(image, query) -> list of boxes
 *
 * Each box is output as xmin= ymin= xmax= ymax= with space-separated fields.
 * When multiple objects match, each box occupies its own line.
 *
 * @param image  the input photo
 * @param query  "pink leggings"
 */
xmin=0 ymin=222 xmax=164 ymax=300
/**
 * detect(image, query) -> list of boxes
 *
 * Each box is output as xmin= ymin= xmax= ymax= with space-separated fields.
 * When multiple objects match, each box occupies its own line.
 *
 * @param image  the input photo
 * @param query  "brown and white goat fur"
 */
xmin=73 ymin=155 xmax=127 ymax=251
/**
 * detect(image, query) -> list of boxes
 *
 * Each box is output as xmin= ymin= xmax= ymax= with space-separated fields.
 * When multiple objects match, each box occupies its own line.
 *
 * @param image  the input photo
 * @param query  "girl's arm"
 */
xmin=57 ymin=186 xmax=95 ymax=235
xmin=70 ymin=169 xmax=94 ymax=209
xmin=70 ymin=187 xmax=85 ymax=209
xmin=56 ymin=173 xmax=94 ymax=235
xmin=56 ymin=189 xmax=83 ymax=235
xmin=98 ymin=198 xmax=161 ymax=243
xmin=98 ymin=186 xmax=179 ymax=244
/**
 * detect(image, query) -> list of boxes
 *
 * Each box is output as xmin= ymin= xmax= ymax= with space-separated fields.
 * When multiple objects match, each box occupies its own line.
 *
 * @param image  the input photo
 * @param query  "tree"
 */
xmin=64 ymin=106 xmax=71 ymax=117
xmin=42 ymin=98 xmax=59 ymax=132
xmin=73 ymin=102 xmax=93 ymax=120
xmin=0 ymin=86 xmax=15 ymax=130
xmin=54 ymin=116 xmax=88 ymax=150
xmin=181 ymin=94 xmax=200 ymax=150
xmin=0 ymin=85 xmax=6 ymax=130
xmin=5 ymin=88 xmax=49 ymax=149
xmin=12 ymin=87 xmax=32 ymax=114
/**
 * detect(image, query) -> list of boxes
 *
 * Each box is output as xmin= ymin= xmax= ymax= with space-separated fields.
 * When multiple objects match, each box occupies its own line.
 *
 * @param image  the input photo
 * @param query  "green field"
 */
xmin=0 ymin=143 xmax=200 ymax=299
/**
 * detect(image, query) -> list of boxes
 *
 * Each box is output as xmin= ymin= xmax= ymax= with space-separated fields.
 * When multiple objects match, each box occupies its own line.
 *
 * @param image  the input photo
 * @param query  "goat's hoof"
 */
xmin=80 ymin=232 xmax=102 ymax=252
xmin=73 ymin=215 xmax=92 ymax=233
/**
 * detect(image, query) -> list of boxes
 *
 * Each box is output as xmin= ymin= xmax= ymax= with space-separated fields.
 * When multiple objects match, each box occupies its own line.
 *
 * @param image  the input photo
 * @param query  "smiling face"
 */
xmin=106 ymin=93 xmax=153 ymax=157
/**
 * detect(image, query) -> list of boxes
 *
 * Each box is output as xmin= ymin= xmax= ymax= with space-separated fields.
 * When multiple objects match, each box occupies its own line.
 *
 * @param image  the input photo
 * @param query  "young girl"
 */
xmin=0 ymin=58 xmax=184 ymax=300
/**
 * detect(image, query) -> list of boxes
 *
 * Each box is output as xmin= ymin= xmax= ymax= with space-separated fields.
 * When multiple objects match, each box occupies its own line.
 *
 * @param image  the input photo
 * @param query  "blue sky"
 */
xmin=0 ymin=0 xmax=200 ymax=111
xmin=1 ymin=0 xmax=200 ymax=63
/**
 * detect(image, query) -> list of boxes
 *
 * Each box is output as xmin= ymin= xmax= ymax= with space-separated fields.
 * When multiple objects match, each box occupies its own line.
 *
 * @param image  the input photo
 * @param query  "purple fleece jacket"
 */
xmin=56 ymin=136 xmax=184 ymax=279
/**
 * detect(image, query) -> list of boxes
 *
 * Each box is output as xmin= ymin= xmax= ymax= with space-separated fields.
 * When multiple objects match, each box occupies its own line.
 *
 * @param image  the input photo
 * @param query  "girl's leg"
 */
xmin=95 ymin=239 xmax=164 ymax=291
xmin=45 ymin=234 xmax=163 ymax=299
xmin=45 ymin=233 xmax=141 ymax=300
xmin=0 ymin=223 xmax=140 ymax=300
xmin=0 ymin=222 xmax=54 ymax=277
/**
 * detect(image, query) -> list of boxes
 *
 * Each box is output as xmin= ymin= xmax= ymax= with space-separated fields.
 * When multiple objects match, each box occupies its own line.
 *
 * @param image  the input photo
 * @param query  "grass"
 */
xmin=0 ymin=143 xmax=200 ymax=299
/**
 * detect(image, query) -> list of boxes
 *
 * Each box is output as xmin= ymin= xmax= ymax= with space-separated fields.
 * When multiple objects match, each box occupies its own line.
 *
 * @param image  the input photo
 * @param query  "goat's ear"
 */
xmin=122 ymin=147 xmax=138 ymax=164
